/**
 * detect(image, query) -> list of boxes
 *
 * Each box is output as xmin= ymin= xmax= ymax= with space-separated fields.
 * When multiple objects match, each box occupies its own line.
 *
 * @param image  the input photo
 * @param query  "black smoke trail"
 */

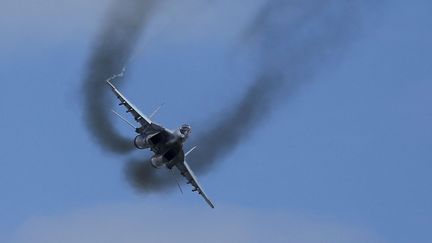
xmin=125 ymin=158 xmax=174 ymax=193
xmin=188 ymin=0 xmax=364 ymax=172
xmin=82 ymin=0 xmax=158 ymax=154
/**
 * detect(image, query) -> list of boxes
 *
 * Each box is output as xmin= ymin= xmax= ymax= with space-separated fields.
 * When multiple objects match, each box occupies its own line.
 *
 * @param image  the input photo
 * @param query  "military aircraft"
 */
xmin=106 ymin=80 xmax=215 ymax=208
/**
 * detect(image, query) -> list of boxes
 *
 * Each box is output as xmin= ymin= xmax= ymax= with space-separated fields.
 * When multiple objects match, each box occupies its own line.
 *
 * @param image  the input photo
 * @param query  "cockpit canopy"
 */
xmin=179 ymin=124 xmax=192 ymax=137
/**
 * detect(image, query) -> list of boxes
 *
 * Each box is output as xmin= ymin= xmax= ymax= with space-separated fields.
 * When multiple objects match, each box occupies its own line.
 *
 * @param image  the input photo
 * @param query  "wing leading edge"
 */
xmin=176 ymin=160 xmax=215 ymax=209
xmin=106 ymin=80 xmax=153 ymax=127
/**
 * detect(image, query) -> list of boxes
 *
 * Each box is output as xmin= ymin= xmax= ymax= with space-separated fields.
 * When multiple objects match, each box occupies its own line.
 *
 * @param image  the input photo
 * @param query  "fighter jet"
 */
xmin=106 ymin=80 xmax=215 ymax=208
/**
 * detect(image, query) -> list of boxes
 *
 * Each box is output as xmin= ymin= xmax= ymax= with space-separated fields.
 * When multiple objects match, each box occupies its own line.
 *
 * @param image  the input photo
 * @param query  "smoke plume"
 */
xmin=125 ymin=158 xmax=174 ymax=193
xmin=82 ymin=0 xmax=158 ymax=154
xmin=189 ymin=0 xmax=363 ymax=172
xmin=84 ymin=0 xmax=368 ymax=192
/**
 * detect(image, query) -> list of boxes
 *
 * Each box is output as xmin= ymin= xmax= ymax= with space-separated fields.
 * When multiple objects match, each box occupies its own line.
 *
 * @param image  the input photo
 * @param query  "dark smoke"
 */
xmin=125 ymin=0 xmax=368 ymax=192
xmin=83 ymin=0 xmax=158 ymax=154
xmin=189 ymin=0 xmax=363 ymax=172
xmin=125 ymin=158 xmax=173 ymax=193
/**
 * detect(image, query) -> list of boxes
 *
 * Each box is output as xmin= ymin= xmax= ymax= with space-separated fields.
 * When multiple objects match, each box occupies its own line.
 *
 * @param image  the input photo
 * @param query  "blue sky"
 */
xmin=0 ymin=0 xmax=431 ymax=242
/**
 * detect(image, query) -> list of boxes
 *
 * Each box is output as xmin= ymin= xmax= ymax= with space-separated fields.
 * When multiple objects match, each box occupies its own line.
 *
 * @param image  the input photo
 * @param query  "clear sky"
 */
xmin=0 ymin=0 xmax=431 ymax=242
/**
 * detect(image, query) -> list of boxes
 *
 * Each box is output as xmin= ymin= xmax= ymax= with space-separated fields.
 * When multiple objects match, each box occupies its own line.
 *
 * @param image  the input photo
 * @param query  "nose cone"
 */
xmin=179 ymin=124 xmax=192 ymax=138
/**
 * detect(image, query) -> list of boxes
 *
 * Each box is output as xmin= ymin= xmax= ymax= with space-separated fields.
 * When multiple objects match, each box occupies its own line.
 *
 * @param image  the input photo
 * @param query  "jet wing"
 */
xmin=107 ymin=80 xmax=153 ymax=128
xmin=176 ymin=161 xmax=215 ymax=208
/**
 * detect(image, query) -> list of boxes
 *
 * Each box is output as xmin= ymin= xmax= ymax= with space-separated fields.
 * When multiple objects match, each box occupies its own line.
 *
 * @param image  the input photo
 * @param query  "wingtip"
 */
xmin=106 ymin=79 xmax=115 ymax=88
xmin=206 ymin=199 xmax=215 ymax=209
